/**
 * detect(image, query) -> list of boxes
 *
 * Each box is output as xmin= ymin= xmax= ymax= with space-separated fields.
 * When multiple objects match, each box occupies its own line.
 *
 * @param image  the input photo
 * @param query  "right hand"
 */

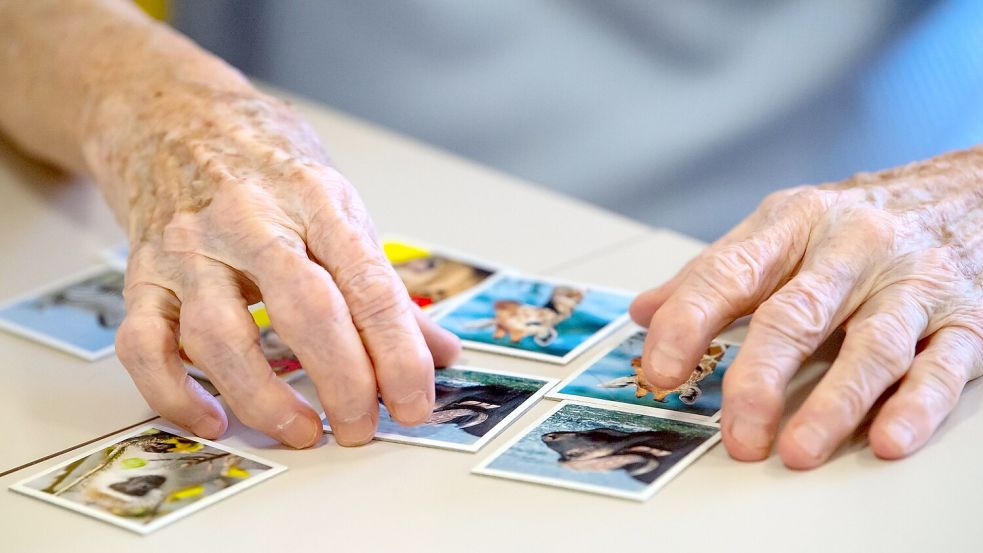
xmin=99 ymin=84 xmax=460 ymax=448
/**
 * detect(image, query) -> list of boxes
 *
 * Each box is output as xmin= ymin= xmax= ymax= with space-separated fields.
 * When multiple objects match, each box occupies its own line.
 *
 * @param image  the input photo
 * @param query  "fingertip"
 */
xmin=721 ymin=410 xmax=776 ymax=462
xmin=387 ymin=389 xmax=434 ymax=426
xmin=869 ymin=417 xmax=918 ymax=460
xmin=428 ymin=324 xmax=462 ymax=368
xmin=189 ymin=411 xmax=228 ymax=440
xmin=277 ymin=408 xmax=324 ymax=449
xmin=643 ymin=342 xmax=693 ymax=389
xmin=331 ymin=412 xmax=377 ymax=447
xmin=722 ymin=433 xmax=770 ymax=462
xmin=776 ymin=422 xmax=830 ymax=470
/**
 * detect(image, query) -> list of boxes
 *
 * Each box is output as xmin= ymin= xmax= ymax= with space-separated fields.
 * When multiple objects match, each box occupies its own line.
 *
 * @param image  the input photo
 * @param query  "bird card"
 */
xmin=473 ymin=401 xmax=720 ymax=501
xmin=9 ymin=425 xmax=286 ymax=535
xmin=183 ymin=304 xmax=305 ymax=383
xmin=382 ymin=236 xmax=503 ymax=314
xmin=433 ymin=273 xmax=632 ymax=364
xmin=322 ymin=366 xmax=557 ymax=452
xmin=0 ymin=266 xmax=125 ymax=360
xmin=548 ymin=328 xmax=741 ymax=422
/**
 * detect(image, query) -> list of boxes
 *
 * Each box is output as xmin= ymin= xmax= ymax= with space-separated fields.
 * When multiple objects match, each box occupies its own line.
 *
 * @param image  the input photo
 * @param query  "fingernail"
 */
xmin=391 ymin=390 xmax=431 ymax=424
xmin=791 ymin=422 xmax=828 ymax=460
xmin=730 ymin=416 xmax=772 ymax=451
xmin=648 ymin=343 xmax=687 ymax=384
xmin=334 ymin=413 xmax=376 ymax=446
xmin=277 ymin=412 xmax=321 ymax=449
xmin=885 ymin=419 xmax=915 ymax=451
xmin=190 ymin=413 xmax=224 ymax=439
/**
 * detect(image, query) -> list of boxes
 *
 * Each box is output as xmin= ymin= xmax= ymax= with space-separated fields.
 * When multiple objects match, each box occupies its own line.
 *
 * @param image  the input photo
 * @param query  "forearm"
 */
xmin=0 ymin=0 xmax=253 ymax=219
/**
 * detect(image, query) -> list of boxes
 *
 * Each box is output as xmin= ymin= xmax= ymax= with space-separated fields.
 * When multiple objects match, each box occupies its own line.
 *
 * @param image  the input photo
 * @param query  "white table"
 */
xmin=1 ymin=88 xmax=978 ymax=552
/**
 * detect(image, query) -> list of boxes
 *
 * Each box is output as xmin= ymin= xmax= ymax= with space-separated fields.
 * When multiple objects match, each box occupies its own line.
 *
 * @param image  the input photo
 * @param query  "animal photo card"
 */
xmin=434 ymin=273 xmax=632 ymax=364
xmin=0 ymin=266 xmax=125 ymax=360
xmin=382 ymin=236 xmax=502 ymax=313
xmin=183 ymin=304 xmax=305 ymax=383
xmin=549 ymin=328 xmax=740 ymax=421
xmin=10 ymin=426 xmax=286 ymax=534
xmin=322 ymin=366 xmax=557 ymax=452
xmin=473 ymin=401 xmax=720 ymax=501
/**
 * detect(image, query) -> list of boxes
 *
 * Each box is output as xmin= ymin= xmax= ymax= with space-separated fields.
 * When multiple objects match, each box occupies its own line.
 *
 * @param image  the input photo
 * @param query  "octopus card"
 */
xmin=383 ymin=237 xmax=501 ymax=313
xmin=10 ymin=426 xmax=285 ymax=534
xmin=433 ymin=273 xmax=632 ymax=364
xmin=322 ymin=366 xmax=557 ymax=452
xmin=183 ymin=305 xmax=305 ymax=383
xmin=0 ymin=266 xmax=125 ymax=360
xmin=473 ymin=401 xmax=719 ymax=501
xmin=549 ymin=329 xmax=740 ymax=421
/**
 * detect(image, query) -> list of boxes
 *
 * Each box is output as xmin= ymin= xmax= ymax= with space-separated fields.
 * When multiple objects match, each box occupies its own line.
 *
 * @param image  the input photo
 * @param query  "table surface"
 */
xmin=1 ymin=87 xmax=979 ymax=552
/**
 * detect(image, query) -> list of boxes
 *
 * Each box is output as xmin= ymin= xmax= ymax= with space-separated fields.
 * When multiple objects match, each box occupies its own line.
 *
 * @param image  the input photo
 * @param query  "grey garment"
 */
xmin=173 ymin=1 xmax=979 ymax=241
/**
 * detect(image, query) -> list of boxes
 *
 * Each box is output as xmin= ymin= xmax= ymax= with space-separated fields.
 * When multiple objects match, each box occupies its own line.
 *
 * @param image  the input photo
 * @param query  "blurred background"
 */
xmin=149 ymin=1 xmax=982 ymax=241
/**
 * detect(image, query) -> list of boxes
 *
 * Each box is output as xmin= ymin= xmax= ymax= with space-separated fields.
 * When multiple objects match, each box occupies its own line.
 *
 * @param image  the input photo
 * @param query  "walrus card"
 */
xmin=382 ymin=236 xmax=503 ymax=314
xmin=183 ymin=304 xmax=305 ymax=384
xmin=0 ymin=266 xmax=125 ymax=360
xmin=321 ymin=366 xmax=557 ymax=452
xmin=10 ymin=425 xmax=286 ymax=534
xmin=433 ymin=273 xmax=632 ymax=364
xmin=473 ymin=401 xmax=720 ymax=501
xmin=548 ymin=328 xmax=740 ymax=422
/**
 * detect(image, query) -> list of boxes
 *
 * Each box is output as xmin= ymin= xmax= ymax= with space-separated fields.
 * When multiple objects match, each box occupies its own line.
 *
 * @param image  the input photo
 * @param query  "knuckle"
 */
xmin=846 ymin=207 xmax=897 ymax=251
xmin=754 ymin=287 xmax=829 ymax=352
xmin=114 ymin=316 xmax=171 ymax=372
xmin=334 ymin=258 xmax=411 ymax=329
xmin=693 ymin=240 xmax=769 ymax=307
xmin=827 ymin=380 xmax=870 ymax=421
xmin=849 ymin=313 xmax=914 ymax=375
xmin=918 ymin=363 xmax=963 ymax=411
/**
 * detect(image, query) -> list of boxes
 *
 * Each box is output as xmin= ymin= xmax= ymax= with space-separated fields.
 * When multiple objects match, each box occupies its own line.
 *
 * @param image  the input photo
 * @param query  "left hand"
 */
xmin=630 ymin=148 xmax=983 ymax=468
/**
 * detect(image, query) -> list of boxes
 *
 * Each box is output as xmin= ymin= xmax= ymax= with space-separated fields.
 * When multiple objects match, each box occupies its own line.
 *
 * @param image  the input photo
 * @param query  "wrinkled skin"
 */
xmin=95 ymin=86 xmax=461 ymax=449
xmin=631 ymin=149 xmax=983 ymax=468
xmin=0 ymin=0 xmax=461 ymax=450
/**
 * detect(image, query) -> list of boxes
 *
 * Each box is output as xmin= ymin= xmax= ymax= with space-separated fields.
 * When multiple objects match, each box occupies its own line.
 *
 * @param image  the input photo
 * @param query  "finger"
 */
xmin=302 ymin=176 xmax=436 ymax=424
xmin=776 ymin=287 xmax=928 ymax=469
xmin=413 ymin=303 xmax=461 ymax=368
xmin=244 ymin=244 xmax=381 ymax=446
xmin=178 ymin=259 xmax=322 ymax=449
xmin=630 ymin=217 xmax=757 ymax=327
xmin=721 ymin=210 xmax=895 ymax=461
xmin=641 ymin=229 xmax=800 ymax=390
xmin=721 ymin=266 xmax=870 ymax=461
xmin=116 ymin=281 xmax=227 ymax=439
xmin=868 ymin=326 xmax=983 ymax=459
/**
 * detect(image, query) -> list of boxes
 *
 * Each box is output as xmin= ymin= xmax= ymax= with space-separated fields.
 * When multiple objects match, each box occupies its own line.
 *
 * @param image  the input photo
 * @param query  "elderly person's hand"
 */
xmin=0 ymin=0 xmax=460 ymax=448
xmin=631 ymin=149 xmax=983 ymax=468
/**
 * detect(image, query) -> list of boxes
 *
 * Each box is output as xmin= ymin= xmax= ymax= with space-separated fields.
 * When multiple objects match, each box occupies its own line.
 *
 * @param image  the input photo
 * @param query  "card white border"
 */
xmin=547 ymin=326 xmax=743 ymax=423
xmin=322 ymin=365 xmax=558 ymax=452
xmin=99 ymin=243 xmax=129 ymax=272
xmin=9 ymin=424 xmax=287 ymax=535
xmin=431 ymin=272 xmax=633 ymax=365
xmin=472 ymin=400 xmax=721 ymax=502
xmin=381 ymin=234 xmax=509 ymax=316
xmin=0 ymin=265 xmax=124 ymax=361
